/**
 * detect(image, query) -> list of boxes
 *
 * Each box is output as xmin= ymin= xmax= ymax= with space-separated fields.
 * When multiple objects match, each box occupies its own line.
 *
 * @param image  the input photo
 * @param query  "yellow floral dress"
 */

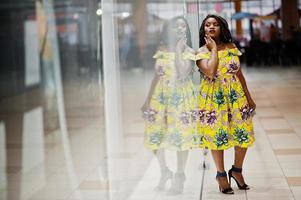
xmin=143 ymin=50 xmax=201 ymax=151
xmin=196 ymin=48 xmax=255 ymax=150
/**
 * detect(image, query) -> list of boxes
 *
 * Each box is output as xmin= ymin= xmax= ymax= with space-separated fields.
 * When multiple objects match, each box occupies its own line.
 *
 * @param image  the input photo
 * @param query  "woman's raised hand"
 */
xmin=204 ymin=35 xmax=217 ymax=51
xmin=176 ymin=37 xmax=187 ymax=52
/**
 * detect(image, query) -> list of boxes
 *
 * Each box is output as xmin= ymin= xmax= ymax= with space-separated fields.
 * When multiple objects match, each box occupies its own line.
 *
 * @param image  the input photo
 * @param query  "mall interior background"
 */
xmin=1 ymin=0 xmax=301 ymax=200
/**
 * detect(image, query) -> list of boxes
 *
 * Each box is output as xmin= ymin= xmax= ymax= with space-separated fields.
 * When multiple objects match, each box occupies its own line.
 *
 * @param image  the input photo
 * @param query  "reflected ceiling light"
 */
xmin=96 ymin=9 xmax=103 ymax=16
xmin=121 ymin=12 xmax=130 ymax=18
xmin=73 ymin=13 xmax=79 ymax=19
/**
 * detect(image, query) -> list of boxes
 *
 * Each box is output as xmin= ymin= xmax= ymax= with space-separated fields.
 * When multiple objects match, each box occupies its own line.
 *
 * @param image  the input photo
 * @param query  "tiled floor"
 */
xmin=1 ymin=67 xmax=301 ymax=200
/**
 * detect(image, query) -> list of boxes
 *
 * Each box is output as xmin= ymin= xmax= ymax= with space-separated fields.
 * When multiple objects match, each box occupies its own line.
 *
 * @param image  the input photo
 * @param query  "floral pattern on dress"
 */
xmin=157 ymin=66 xmax=166 ymax=76
xmin=149 ymin=131 xmax=164 ymax=145
xmin=240 ymin=105 xmax=251 ymax=121
xmin=234 ymin=127 xmax=249 ymax=144
xmin=170 ymin=93 xmax=184 ymax=107
xmin=191 ymin=110 xmax=199 ymax=122
xmin=158 ymin=92 xmax=169 ymax=105
xmin=206 ymin=111 xmax=218 ymax=126
xmin=167 ymin=130 xmax=183 ymax=147
xmin=144 ymin=50 xmax=199 ymax=151
xmin=196 ymin=47 xmax=255 ymax=150
xmin=143 ymin=108 xmax=158 ymax=122
xmin=198 ymin=109 xmax=206 ymax=123
xmin=229 ymin=89 xmax=238 ymax=104
xmin=215 ymin=128 xmax=229 ymax=148
xmin=214 ymin=88 xmax=225 ymax=106
xmin=179 ymin=112 xmax=190 ymax=124
xmin=226 ymin=60 xmax=239 ymax=74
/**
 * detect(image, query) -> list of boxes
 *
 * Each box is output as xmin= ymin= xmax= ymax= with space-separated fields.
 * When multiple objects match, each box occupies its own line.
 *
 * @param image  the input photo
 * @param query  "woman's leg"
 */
xmin=176 ymin=150 xmax=188 ymax=174
xmin=234 ymin=146 xmax=247 ymax=168
xmin=168 ymin=150 xmax=188 ymax=194
xmin=211 ymin=150 xmax=230 ymax=189
xmin=154 ymin=149 xmax=167 ymax=170
xmin=211 ymin=150 xmax=225 ymax=172
xmin=232 ymin=146 xmax=248 ymax=184
xmin=154 ymin=149 xmax=172 ymax=190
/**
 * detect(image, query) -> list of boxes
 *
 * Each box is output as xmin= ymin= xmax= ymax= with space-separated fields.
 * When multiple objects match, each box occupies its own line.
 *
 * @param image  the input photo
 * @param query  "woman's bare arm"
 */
xmin=196 ymin=35 xmax=219 ymax=78
xmin=175 ymin=45 xmax=194 ymax=79
xmin=142 ymin=73 xmax=159 ymax=108
xmin=236 ymin=68 xmax=256 ymax=109
xmin=196 ymin=47 xmax=218 ymax=78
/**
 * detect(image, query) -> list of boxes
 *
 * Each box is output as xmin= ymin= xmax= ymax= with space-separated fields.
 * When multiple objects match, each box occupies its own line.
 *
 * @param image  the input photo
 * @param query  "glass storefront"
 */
xmin=1 ymin=0 xmax=301 ymax=200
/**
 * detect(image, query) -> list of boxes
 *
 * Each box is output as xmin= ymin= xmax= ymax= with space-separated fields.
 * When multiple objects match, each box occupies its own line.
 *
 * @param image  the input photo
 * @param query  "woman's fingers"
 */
xmin=207 ymin=35 xmax=214 ymax=43
xmin=204 ymin=36 xmax=208 ymax=44
xmin=205 ymin=35 xmax=214 ymax=44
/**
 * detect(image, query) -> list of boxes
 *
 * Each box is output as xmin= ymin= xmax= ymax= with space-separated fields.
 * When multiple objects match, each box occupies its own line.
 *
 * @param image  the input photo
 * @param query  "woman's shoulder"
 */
xmin=225 ymin=42 xmax=237 ymax=49
xmin=156 ymin=46 xmax=168 ymax=52
xmin=224 ymin=43 xmax=242 ymax=56
xmin=182 ymin=47 xmax=197 ymax=61
xmin=153 ymin=47 xmax=175 ymax=59
xmin=195 ymin=45 xmax=211 ymax=60
xmin=197 ymin=45 xmax=210 ymax=54
xmin=184 ymin=46 xmax=196 ymax=54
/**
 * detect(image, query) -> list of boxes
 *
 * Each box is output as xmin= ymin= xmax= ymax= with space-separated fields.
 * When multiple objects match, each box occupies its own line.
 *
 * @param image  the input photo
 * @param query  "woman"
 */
xmin=196 ymin=15 xmax=256 ymax=194
xmin=142 ymin=16 xmax=200 ymax=194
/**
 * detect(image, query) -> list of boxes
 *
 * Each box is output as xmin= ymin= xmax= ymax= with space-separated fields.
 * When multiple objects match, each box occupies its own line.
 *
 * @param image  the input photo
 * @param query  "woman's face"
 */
xmin=204 ymin=17 xmax=221 ymax=39
xmin=174 ymin=18 xmax=187 ymax=39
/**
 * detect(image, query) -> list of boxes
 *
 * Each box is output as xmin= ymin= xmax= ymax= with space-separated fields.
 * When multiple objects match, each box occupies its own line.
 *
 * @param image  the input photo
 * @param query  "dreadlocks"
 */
xmin=199 ymin=14 xmax=232 ymax=47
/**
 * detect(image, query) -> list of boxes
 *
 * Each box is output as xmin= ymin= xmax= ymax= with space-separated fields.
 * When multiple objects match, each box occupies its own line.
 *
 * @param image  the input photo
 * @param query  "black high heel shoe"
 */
xmin=216 ymin=171 xmax=234 ymax=194
xmin=228 ymin=165 xmax=250 ymax=190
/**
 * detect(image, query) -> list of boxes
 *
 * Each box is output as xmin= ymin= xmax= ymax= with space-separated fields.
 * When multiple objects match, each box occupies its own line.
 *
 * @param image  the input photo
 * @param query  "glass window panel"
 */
xmin=2 ymin=1 xmax=300 ymax=200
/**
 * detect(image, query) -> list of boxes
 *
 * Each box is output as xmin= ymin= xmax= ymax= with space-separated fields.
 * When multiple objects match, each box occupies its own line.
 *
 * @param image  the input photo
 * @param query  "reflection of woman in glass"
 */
xmin=142 ymin=16 xmax=200 ymax=194
xmin=196 ymin=15 xmax=256 ymax=194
